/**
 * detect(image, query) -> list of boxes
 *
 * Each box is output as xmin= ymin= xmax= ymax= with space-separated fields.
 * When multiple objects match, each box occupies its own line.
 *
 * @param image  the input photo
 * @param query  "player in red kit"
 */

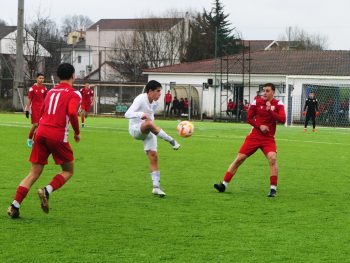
xmin=7 ymin=63 xmax=81 ymax=218
xmin=214 ymin=83 xmax=286 ymax=197
xmin=25 ymin=73 xmax=47 ymax=148
xmin=80 ymin=82 xmax=94 ymax=127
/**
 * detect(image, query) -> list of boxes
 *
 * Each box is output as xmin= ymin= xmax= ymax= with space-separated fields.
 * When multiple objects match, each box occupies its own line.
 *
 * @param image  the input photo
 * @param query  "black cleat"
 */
xmin=7 ymin=204 xmax=20 ymax=219
xmin=214 ymin=183 xmax=226 ymax=192
xmin=268 ymin=189 xmax=277 ymax=197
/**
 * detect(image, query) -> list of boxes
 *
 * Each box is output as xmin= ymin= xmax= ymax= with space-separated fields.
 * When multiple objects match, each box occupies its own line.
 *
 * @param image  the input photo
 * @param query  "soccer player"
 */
xmin=7 ymin=63 xmax=81 ymax=218
xmin=214 ymin=83 xmax=286 ymax=197
xmin=303 ymin=91 xmax=319 ymax=132
xmin=125 ymin=80 xmax=180 ymax=197
xmin=80 ymin=82 xmax=94 ymax=127
xmin=25 ymin=73 xmax=47 ymax=148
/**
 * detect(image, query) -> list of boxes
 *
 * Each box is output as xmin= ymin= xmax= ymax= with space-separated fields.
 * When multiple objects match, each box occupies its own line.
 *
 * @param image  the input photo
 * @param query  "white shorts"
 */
xmin=129 ymin=123 xmax=157 ymax=152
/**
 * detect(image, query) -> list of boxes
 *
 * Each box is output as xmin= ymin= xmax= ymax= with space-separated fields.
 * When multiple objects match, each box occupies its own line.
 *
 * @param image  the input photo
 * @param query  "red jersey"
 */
xmin=165 ymin=93 xmax=172 ymax=104
xmin=80 ymin=87 xmax=94 ymax=104
xmin=28 ymin=84 xmax=47 ymax=111
xmin=247 ymin=98 xmax=286 ymax=138
xmin=36 ymin=83 xmax=81 ymax=142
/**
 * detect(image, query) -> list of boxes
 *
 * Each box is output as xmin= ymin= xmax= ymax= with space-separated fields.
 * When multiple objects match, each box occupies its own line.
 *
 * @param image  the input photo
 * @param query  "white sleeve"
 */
xmin=124 ymin=96 xmax=144 ymax=119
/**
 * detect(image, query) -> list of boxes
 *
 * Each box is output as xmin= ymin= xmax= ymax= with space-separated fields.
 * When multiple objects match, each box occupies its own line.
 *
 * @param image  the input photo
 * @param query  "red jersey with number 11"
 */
xmin=36 ymin=83 xmax=81 ymax=142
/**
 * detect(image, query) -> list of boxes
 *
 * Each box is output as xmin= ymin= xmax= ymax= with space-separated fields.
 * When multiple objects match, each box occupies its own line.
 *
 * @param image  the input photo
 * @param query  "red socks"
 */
xmin=14 ymin=186 xmax=29 ymax=204
xmin=81 ymin=115 xmax=85 ymax=124
xmin=223 ymin=171 xmax=234 ymax=183
xmin=49 ymin=174 xmax=66 ymax=191
xmin=270 ymin=175 xmax=278 ymax=187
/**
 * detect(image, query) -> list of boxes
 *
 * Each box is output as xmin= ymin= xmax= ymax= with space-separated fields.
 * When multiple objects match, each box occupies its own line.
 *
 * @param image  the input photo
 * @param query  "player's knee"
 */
xmin=268 ymin=154 xmax=277 ymax=165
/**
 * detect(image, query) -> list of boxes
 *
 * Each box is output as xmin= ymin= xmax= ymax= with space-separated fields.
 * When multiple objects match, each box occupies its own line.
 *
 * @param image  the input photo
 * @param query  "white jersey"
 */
xmin=125 ymin=93 xmax=158 ymax=130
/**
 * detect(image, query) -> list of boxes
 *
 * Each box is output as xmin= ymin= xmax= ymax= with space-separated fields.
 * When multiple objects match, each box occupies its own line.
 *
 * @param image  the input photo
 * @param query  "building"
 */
xmin=144 ymin=50 xmax=350 ymax=126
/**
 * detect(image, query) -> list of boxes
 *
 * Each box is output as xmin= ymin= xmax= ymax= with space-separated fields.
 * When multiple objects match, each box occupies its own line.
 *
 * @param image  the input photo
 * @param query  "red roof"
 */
xmin=145 ymin=50 xmax=350 ymax=76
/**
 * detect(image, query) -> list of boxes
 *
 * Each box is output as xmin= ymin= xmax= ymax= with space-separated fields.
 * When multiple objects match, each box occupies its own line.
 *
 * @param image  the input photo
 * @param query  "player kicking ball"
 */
xmin=214 ymin=83 xmax=286 ymax=197
xmin=7 ymin=63 xmax=81 ymax=218
xmin=125 ymin=80 xmax=180 ymax=197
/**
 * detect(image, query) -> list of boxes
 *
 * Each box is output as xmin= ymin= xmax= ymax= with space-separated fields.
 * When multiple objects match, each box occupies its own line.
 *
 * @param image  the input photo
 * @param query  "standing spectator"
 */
xmin=179 ymin=98 xmax=184 ymax=116
xmin=303 ymin=92 xmax=319 ymax=132
xmin=164 ymin=90 xmax=172 ymax=116
xmin=226 ymin=99 xmax=234 ymax=116
xmin=241 ymin=99 xmax=250 ymax=121
xmin=254 ymin=90 xmax=260 ymax=100
xmin=171 ymin=96 xmax=180 ymax=115
xmin=25 ymin=73 xmax=48 ymax=148
xmin=183 ymin=98 xmax=189 ymax=114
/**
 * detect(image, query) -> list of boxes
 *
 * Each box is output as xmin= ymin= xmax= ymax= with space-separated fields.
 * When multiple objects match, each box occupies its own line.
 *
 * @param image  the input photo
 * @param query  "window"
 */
xmin=78 ymin=55 xmax=82 ymax=63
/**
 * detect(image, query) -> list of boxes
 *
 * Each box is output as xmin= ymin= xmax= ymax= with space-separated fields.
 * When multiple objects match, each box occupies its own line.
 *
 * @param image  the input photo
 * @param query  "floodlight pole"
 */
xmin=13 ymin=0 xmax=25 ymax=110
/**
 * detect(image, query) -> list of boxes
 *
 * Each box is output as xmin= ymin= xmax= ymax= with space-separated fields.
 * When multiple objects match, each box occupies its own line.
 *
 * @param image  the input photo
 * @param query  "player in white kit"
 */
xmin=125 ymin=80 xmax=180 ymax=197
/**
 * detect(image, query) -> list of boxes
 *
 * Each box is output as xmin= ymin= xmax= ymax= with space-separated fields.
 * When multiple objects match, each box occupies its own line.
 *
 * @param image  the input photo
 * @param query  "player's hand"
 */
xmin=25 ymin=111 xmax=29 ymax=118
xmin=260 ymin=125 xmax=270 ymax=134
xmin=74 ymin=134 xmax=80 ymax=142
xmin=265 ymin=101 xmax=271 ymax=111
xmin=316 ymin=111 xmax=319 ymax=117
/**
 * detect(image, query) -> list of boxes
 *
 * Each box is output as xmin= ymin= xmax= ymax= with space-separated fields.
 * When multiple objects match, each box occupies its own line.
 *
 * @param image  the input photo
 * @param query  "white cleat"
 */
xmin=170 ymin=140 xmax=180 ymax=150
xmin=152 ymin=187 xmax=166 ymax=197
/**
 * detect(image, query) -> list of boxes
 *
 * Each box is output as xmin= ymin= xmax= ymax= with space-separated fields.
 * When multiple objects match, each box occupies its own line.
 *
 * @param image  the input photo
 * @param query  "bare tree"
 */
xmin=279 ymin=26 xmax=329 ymax=50
xmin=61 ymin=15 xmax=94 ymax=35
xmin=0 ymin=19 xmax=7 ymax=26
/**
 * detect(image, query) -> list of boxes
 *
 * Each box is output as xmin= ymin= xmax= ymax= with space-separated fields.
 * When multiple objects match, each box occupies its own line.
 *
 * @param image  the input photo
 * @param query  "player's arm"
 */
xmin=25 ymin=88 xmax=33 ymax=118
xmin=247 ymin=100 xmax=259 ymax=129
xmin=124 ymin=97 xmax=144 ymax=119
xmin=68 ymin=97 xmax=81 ymax=142
xmin=269 ymin=103 xmax=286 ymax=123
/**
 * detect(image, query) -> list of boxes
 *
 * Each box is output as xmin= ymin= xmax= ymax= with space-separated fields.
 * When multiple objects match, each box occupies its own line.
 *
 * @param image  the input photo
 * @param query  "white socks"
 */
xmin=151 ymin=171 xmax=160 ymax=188
xmin=157 ymin=129 xmax=173 ymax=142
xmin=45 ymin=185 xmax=54 ymax=194
xmin=12 ymin=200 xmax=20 ymax=208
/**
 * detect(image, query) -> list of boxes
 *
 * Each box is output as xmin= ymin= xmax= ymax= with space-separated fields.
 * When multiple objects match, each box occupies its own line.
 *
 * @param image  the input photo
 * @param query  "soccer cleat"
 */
xmin=81 ymin=123 xmax=84 ymax=128
xmin=7 ymin=204 xmax=20 ymax=219
xmin=313 ymin=129 xmax=317 ymax=132
xmin=27 ymin=139 xmax=33 ymax=148
xmin=267 ymin=189 xmax=277 ymax=197
xmin=170 ymin=140 xmax=180 ymax=150
xmin=152 ymin=187 xmax=166 ymax=197
xmin=37 ymin=188 xmax=50 ymax=213
xmin=303 ymin=128 xmax=307 ymax=132
xmin=214 ymin=182 xmax=226 ymax=192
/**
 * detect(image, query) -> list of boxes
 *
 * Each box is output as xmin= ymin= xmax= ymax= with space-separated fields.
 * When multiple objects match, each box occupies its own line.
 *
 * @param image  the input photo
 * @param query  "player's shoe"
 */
xmin=170 ymin=140 xmax=180 ymax=150
xmin=27 ymin=139 xmax=33 ymax=148
xmin=38 ymin=188 xmax=50 ymax=213
xmin=7 ymin=204 xmax=20 ymax=219
xmin=214 ymin=182 xmax=226 ymax=192
xmin=82 ymin=123 xmax=84 ymax=128
xmin=312 ymin=129 xmax=317 ymax=132
xmin=303 ymin=128 xmax=307 ymax=132
xmin=152 ymin=187 xmax=166 ymax=197
xmin=267 ymin=189 xmax=277 ymax=197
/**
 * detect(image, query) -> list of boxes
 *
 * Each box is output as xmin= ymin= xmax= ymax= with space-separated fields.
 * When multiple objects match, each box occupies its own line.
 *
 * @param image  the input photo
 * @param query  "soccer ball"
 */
xmin=177 ymin=121 xmax=194 ymax=137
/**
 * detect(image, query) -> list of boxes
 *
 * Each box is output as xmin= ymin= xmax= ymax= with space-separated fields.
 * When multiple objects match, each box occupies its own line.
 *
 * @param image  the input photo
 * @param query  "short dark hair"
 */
xmin=263 ymin=83 xmax=276 ymax=91
xmin=36 ymin=73 xmax=44 ymax=78
xmin=145 ymin=80 xmax=161 ymax=93
xmin=57 ymin=63 xmax=75 ymax=81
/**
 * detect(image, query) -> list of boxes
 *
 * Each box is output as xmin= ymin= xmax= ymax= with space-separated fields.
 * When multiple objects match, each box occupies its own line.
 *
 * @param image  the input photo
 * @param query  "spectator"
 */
xmin=179 ymin=98 xmax=184 ymax=116
xmin=183 ymin=98 xmax=189 ymax=114
xmin=226 ymin=99 xmax=234 ymax=116
xmin=171 ymin=96 xmax=180 ymax=115
xmin=164 ymin=90 xmax=172 ymax=116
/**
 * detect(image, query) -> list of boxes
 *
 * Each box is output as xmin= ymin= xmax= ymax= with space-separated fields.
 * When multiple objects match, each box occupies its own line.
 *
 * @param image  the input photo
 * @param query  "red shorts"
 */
xmin=29 ymin=135 xmax=74 ymax=165
xmin=81 ymin=103 xmax=91 ymax=112
xmin=31 ymin=108 xmax=41 ymax=124
xmin=239 ymin=134 xmax=277 ymax=157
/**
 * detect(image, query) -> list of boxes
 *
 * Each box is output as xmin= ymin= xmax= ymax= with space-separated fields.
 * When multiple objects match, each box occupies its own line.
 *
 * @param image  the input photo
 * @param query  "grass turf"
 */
xmin=0 ymin=113 xmax=350 ymax=262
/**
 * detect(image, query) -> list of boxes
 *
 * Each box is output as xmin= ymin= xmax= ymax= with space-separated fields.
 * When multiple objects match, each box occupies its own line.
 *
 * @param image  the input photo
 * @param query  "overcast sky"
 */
xmin=1 ymin=0 xmax=350 ymax=50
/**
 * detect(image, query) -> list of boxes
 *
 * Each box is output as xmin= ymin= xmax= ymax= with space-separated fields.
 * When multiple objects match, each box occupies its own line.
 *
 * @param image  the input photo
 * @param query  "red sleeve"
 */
xmin=28 ymin=87 xmax=34 ymax=100
xmin=68 ymin=97 xmax=80 ymax=135
xmin=270 ymin=104 xmax=286 ymax=123
xmin=247 ymin=104 xmax=260 ymax=129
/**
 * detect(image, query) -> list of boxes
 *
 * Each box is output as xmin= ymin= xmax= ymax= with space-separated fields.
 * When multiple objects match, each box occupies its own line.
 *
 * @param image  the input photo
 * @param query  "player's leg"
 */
xmin=7 ymin=163 xmax=44 ymax=218
xmin=144 ymin=135 xmax=166 ymax=197
xmin=37 ymin=140 xmax=75 ymax=213
xmin=141 ymin=119 xmax=180 ymax=150
xmin=27 ymin=123 xmax=38 ymax=147
xmin=81 ymin=109 xmax=86 ymax=127
xmin=312 ymin=115 xmax=316 ymax=132
xmin=304 ymin=114 xmax=310 ymax=131
xmin=266 ymin=152 xmax=278 ymax=197
xmin=214 ymin=153 xmax=247 ymax=192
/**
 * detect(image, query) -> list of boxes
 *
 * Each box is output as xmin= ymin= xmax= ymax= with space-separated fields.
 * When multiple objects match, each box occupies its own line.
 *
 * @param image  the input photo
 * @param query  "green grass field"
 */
xmin=1 ymin=113 xmax=350 ymax=262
